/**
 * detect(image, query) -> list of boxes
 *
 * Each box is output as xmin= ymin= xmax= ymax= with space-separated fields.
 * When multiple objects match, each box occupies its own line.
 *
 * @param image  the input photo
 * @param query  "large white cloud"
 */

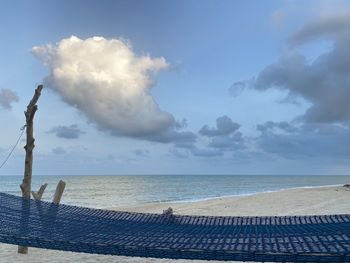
xmin=33 ymin=36 xmax=174 ymax=137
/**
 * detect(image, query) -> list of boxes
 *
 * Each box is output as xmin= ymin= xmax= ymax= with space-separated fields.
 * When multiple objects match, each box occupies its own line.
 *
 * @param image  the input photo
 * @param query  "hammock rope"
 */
xmin=0 ymin=125 xmax=26 ymax=170
xmin=0 ymin=192 xmax=349 ymax=262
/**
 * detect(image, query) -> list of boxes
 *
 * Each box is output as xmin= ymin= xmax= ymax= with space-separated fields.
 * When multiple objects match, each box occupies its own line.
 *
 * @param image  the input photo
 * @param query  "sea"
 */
xmin=0 ymin=174 xmax=349 ymax=209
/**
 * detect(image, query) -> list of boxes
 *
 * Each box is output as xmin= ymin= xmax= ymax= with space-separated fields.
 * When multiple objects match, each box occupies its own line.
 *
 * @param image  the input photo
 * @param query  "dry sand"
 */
xmin=1 ymin=185 xmax=350 ymax=263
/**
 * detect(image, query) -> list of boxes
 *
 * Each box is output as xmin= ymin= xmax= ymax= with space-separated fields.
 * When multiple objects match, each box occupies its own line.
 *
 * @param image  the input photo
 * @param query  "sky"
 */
xmin=1 ymin=0 xmax=350 ymax=175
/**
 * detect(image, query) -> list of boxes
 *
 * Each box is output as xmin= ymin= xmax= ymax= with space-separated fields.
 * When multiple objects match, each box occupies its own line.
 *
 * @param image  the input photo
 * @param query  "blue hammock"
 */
xmin=0 ymin=193 xmax=349 ymax=262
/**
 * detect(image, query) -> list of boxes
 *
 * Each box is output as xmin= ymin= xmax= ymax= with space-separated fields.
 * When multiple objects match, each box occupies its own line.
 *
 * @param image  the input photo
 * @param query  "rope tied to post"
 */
xmin=0 ymin=125 xmax=27 ymax=169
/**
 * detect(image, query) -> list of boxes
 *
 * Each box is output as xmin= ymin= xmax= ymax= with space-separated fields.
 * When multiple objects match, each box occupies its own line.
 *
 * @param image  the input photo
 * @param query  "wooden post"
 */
xmin=53 ymin=180 xmax=66 ymax=204
xmin=31 ymin=183 xmax=48 ymax=201
xmin=18 ymin=85 xmax=43 ymax=254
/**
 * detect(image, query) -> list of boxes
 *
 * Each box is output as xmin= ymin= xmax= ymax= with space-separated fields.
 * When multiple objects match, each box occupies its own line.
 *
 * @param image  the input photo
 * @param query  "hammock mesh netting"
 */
xmin=0 ymin=193 xmax=349 ymax=262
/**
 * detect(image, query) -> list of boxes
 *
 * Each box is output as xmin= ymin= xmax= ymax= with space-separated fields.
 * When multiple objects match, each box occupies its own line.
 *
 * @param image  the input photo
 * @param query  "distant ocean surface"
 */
xmin=0 ymin=175 xmax=349 ymax=209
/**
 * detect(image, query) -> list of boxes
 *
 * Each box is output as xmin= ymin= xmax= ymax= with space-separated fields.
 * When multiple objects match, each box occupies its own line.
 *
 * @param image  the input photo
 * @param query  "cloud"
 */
xmin=199 ymin=115 xmax=240 ymax=137
xmin=207 ymin=132 xmax=244 ymax=150
xmin=145 ymin=130 xmax=197 ymax=145
xmin=270 ymin=9 xmax=287 ymax=29
xmin=0 ymin=89 xmax=18 ymax=110
xmin=49 ymin=124 xmax=85 ymax=139
xmin=289 ymin=11 xmax=350 ymax=45
xmin=257 ymin=121 xmax=299 ymax=134
xmin=169 ymin=148 xmax=189 ymax=159
xmin=256 ymin=121 xmax=350 ymax=160
xmin=167 ymin=116 xmax=246 ymax=160
xmin=190 ymin=148 xmax=224 ymax=157
xmin=244 ymin=10 xmax=350 ymax=162
xmin=133 ymin=149 xmax=150 ymax=157
xmin=197 ymin=116 xmax=245 ymax=155
xmin=33 ymin=36 xmax=173 ymax=138
xmin=247 ymin=12 xmax=350 ymax=124
xmin=174 ymin=118 xmax=188 ymax=130
xmin=52 ymin=147 xmax=66 ymax=155
xmin=229 ymin=81 xmax=246 ymax=97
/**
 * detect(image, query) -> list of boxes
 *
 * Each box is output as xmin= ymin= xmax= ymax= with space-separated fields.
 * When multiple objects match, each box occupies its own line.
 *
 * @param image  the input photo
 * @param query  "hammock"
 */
xmin=0 ymin=193 xmax=349 ymax=262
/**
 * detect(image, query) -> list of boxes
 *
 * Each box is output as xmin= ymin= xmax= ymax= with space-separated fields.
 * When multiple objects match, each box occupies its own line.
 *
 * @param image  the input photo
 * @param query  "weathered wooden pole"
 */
xmin=18 ymin=84 xmax=43 ymax=254
xmin=53 ymin=180 xmax=66 ymax=204
xmin=31 ymin=183 xmax=48 ymax=201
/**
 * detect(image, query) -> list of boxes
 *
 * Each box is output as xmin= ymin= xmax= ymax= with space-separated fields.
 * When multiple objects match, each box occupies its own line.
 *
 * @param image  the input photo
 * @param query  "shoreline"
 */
xmin=154 ymin=183 xmax=346 ymax=205
xmin=117 ymin=185 xmax=350 ymax=216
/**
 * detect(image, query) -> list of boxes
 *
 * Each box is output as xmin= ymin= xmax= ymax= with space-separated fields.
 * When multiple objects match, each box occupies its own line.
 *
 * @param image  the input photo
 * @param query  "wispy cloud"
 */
xmin=48 ymin=124 xmax=85 ymax=139
xmin=52 ymin=146 xmax=66 ymax=155
xmin=0 ymin=89 xmax=18 ymax=110
xmin=133 ymin=149 xmax=150 ymax=157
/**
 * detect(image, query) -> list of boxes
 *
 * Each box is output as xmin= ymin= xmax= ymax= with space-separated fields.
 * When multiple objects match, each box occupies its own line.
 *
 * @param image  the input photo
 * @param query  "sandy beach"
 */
xmin=1 ymin=185 xmax=350 ymax=263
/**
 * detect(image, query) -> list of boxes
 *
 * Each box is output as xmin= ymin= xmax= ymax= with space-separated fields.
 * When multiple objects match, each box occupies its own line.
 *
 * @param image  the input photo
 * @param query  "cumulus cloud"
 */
xmin=256 ymin=121 xmax=350 ymax=160
xmin=49 ymin=124 xmax=85 ymax=139
xmin=230 ymin=11 xmax=350 ymax=162
xmin=183 ymin=116 xmax=246 ymax=158
xmin=238 ymin=12 xmax=350 ymax=124
xmin=0 ymin=89 xmax=18 ymax=110
xmin=168 ymin=115 xmax=244 ymax=158
xmin=199 ymin=115 xmax=240 ymax=137
xmin=225 ymin=12 xmax=350 ymax=163
xmin=33 ymin=36 xmax=174 ymax=138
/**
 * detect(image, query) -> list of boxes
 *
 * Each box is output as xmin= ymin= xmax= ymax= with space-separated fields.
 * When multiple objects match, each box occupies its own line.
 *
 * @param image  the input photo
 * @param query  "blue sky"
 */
xmin=1 ymin=0 xmax=350 ymax=175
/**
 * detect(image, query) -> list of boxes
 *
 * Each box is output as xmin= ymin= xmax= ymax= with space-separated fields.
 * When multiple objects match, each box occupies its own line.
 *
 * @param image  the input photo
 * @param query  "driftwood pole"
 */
xmin=18 ymin=84 xmax=43 ymax=254
xmin=31 ymin=183 xmax=48 ymax=201
xmin=53 ymin=180 xmax=66 ymax=204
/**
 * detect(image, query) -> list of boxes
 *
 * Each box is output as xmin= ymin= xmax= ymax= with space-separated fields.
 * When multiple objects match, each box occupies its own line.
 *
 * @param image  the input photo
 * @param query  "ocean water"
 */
xmin=0 ymin=175 xmax=349 ymax=209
